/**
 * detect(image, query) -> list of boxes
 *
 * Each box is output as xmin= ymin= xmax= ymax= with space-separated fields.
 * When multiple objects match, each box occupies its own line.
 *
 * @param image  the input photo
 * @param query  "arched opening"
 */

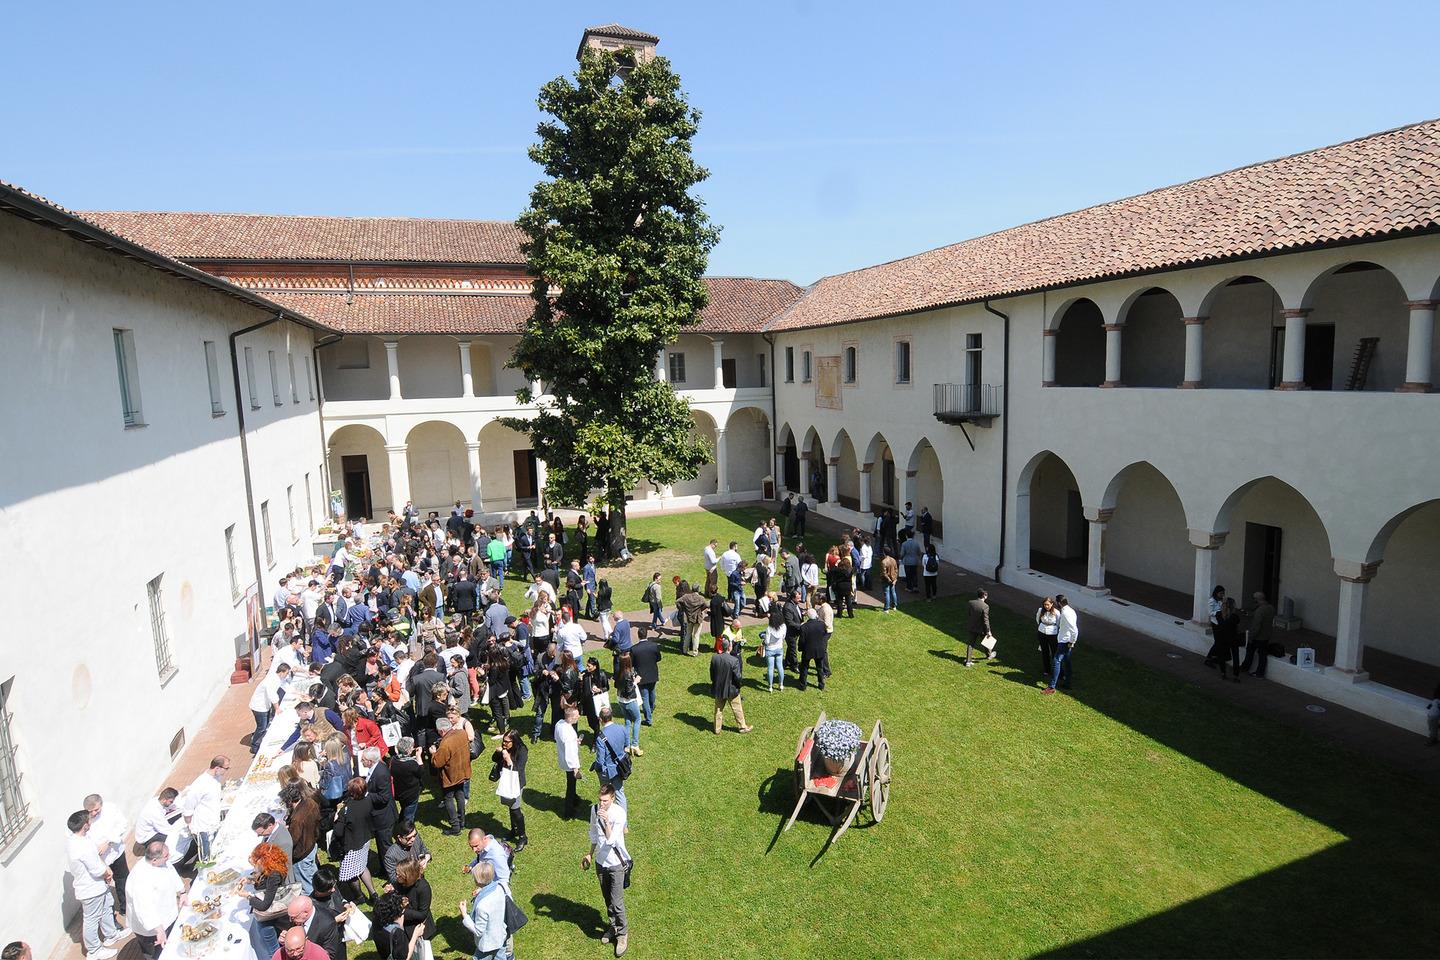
xmin=724 ymin=407 xmax=771 ymax=495
xmin=1303 ymin=262 xmax=1410 ymax=391
xmin=1198 ymin=276 xmax=1281 ymax=389
xmin=396 ymin=337 xmax=463 ymax=400
xmin=832 ymin=430 xmax=860 ymax=510
xmin=1023 ymin=452 xmax=1086 ymax=580
xmin=478 ymin=419 xmax=538 ymax=512
xmin=864 ymin=433 xmax=897 ymax=512
xmin=1212 ymin=477 xmax=1335 ymax=664
xmin=1053 ymin=299 xmax=1106 ymax=387
xmin=672 ymin=410 xmax=718 ymax=498
xmin=802 ymin=427 xmax=827 ymax=501
xmin=1361 ymin=500 xmax=1440 ymax=696
xmin=1119 ymin=288 xmax=1185 ymax=388
xmin=327 ymin=424 xmax=388 ymax=520
xmin=405 ymin=421 xmax=468 ymax=514
xmin=778 ymin=423 xmax=799 ymax=492
xmin=1100 ymin=462 xmax=1193 ymax=616
xmin=908 ymin=439 xmax=945 ymax=543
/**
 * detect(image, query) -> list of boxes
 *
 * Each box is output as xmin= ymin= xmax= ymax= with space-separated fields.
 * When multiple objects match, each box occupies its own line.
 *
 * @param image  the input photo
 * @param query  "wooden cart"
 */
xmin=783 ymin=710 xmax=891 ymax=842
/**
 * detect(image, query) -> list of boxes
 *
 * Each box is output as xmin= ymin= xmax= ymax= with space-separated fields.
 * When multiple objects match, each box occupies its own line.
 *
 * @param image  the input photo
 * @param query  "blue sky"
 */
xmin=4 ymin=1 xmax=1438 ymax=283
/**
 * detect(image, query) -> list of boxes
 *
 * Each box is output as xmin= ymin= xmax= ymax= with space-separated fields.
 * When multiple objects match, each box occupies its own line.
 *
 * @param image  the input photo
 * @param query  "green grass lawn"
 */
xmin=393 ymin=508 xmax=1435 ymax=959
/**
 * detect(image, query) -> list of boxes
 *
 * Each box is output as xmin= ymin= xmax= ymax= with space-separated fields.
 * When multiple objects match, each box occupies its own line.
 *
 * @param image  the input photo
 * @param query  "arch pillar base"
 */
xmin=1396 ymin=382 xmax=1433 ymax=393
xmin=1179 ymin=380 xmax=1203 ymax=389
xmin=1099 ymin=381 xmax=1124 ymax=389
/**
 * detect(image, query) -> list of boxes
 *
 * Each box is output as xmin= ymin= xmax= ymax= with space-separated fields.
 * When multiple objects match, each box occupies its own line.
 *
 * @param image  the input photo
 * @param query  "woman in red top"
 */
xmin=342 ymin=707 xmax=388 ymax=759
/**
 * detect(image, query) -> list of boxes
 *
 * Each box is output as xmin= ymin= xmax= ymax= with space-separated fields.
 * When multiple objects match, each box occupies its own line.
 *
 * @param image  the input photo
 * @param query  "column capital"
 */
xmin=1042 ymin=328 xmax=1058 ymax=337
xmin=455 ymin=339 xmax=472 ymax=348
xmin=1333 ymin=558 xmax=1382 ymax=583
xmin=1083 ymin=506 xmax=1114 ymax=523
xmin=774 ymin=446 xmax=789 ymax=456
xmin=904 ymin=469 xmax=918 ymax=478
xmin=799 ymin=451 xmax=811 ymax=460
xmin=1102 ymin=323 xmax=1123 ymax=333
xmin=826 ymin=456 xmax=839 ymax=466
xmin=1279 ymin=308 xmax=1311 ymax=320
xmin=1182 ymin=316 xmax=1206 ymax=326
xmin=465 ymin=441 xmax=482 ymax=452
xmin=1188 ymin=529 xmax=1227 ymax=549
xmin=384 ymin=340 xmax=401 ymax=349
xmin=384 ymin=443 xmax=407 ymax=454
xmin=859 ymin=462 xmax=873 ymax=473
xmin=1403 ymin=299 xmax=1439 ymax=310
xmin=714 ymin=427 xmax=727 ymax=438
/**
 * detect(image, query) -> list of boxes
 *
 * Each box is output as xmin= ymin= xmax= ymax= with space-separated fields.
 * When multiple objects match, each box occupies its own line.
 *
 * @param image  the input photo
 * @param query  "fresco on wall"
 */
xmin=816 ymin=355 xmax=842 ymax=409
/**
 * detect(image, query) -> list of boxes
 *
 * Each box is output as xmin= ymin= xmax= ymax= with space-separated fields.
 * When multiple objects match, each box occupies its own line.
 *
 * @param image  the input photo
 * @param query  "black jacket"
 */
xmin=366 ymin=762 xmax=396 ymax=829
xmin=390 ymin=756 xmax=424 ymax=808
xmin=493 ymin=739 xmax=529 ymax=790
xmin=800 ymin=618 xmax=829 ymax=658
xmin=708 ymin=593 xmax=729 ymax=637
xmin=628 ymin=639 xmax=662 ymax=686
xmin=298 ymin=906 xmax=344 ymax=960
xmin=709 ymin=651 xmax=742 ymax=701
xmin=449 ymin=579 xmax=478 ymax=614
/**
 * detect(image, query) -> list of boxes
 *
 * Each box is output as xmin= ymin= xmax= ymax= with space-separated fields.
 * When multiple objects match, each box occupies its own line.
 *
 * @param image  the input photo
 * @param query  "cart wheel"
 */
xmin=868 ymin=736 xmax=892 ymax=823
xmin=794 ymin=725 xmax=814 ymax=796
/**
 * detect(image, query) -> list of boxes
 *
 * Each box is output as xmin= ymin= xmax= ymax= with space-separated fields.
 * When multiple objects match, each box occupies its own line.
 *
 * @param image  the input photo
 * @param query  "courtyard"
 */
xmin=380 ymin=506 xmax=1437 ymax=960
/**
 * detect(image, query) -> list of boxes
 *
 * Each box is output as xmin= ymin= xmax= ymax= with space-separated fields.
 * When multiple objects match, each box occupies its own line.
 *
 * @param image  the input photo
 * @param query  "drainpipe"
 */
xmin=312 ymin=334 xmax=343 ymax=508
xmin=761 ymin=331 xmax=779 ymax=497
xmin=230 ymin=313 xmax=285 ymax=636
xmin=984 ymin=300 xmax=1010 ymax=583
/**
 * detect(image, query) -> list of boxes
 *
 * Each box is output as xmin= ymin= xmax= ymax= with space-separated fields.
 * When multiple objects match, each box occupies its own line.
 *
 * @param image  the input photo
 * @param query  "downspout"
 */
xmin=761 ymin=331 xmax=779 ymax=498
xmin=983 ymin=300 xmax=1010 ymax=583
xmin=230 ymin=313 xmax=285 ymax=632
xmin=312 ymin=334 xmax=343 ymax=511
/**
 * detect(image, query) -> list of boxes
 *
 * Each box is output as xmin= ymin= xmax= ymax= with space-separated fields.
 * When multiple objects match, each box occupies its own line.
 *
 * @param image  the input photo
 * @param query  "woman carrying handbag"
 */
xmin=492 ymin=730 xmax=529 ymax=851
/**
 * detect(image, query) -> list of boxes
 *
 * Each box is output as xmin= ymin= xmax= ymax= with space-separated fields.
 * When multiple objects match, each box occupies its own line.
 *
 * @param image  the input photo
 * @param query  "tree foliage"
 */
xmin=504 ymin=47 xmax=719 ymax=548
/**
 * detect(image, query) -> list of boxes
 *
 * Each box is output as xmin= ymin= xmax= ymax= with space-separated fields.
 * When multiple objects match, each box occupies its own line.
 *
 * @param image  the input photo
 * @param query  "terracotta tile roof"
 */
xmin=582 ymin=23 xmax=659 ymax=43
xmin=695 ymin=277 xmax=805 ymax=333
xmin=772 ymin=118 xmax=1440 ymax=331
xmin=77 ymin=211 xmax=528 ymax=265
xmin=264 ymin=292 xmax=534 ymax=335
xmin=265 ymin=276 xmax=802 ymax=336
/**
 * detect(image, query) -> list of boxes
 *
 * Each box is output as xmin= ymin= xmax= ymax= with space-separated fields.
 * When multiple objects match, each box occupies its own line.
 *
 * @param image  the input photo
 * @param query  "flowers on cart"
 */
xmin=814 ymin=719 xmax=862 ymax=762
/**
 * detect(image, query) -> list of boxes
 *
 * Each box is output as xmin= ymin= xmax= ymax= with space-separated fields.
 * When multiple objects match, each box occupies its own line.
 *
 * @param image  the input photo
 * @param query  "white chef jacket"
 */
xmin=182 ymin=771 xmax=223 ymax=835
xmin=125 ymin=859 xmax=183 ymax=936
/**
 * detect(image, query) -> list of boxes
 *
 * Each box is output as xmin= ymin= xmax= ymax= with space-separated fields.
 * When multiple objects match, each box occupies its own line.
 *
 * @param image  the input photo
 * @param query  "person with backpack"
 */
xmin=921 ymin=543 xmax=941 ymax=600
xmin=641 ymin=573 xmax=665 ymax=632
xmin=592 ymin=706 xmax=631 ymax=808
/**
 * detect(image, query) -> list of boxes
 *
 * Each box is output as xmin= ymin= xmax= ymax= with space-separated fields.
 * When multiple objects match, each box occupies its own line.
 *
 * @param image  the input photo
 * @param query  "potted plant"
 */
xmin=814 ymin=718 xmax=862 ymax=776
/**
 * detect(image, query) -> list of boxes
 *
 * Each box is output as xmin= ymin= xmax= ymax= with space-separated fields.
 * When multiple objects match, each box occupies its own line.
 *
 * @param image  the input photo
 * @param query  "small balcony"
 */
xmin=933 ymin=383 xmax=1002 ymax=425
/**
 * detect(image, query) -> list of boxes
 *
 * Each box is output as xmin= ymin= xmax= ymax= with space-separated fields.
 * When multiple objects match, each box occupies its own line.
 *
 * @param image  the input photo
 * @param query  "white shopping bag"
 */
xmin=342 ymin=909 xmax=372 ymax=944
xmin=496 ymin=768 xmax=522 ymax=802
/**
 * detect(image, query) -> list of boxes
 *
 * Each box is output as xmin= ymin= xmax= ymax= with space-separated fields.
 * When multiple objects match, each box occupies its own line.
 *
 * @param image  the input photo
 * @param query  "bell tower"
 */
xmin=577 ymin=23 xmax=659 ymax=65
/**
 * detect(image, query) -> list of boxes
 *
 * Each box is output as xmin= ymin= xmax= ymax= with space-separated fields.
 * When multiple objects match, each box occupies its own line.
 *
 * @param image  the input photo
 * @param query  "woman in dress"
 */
xmin=613 ymin=651 xmax=642 ymax=757
xmin=334 ymin=776 xmax=378 ymax=903
xmin=244 ymin=841 xmax=292 ymax=960
xmin=1035 ymin=596 xmax=1060 ymax=682
xmin=596 ymin=578 xmax=615 ymax=637
xmin=575 ymin=514 xmax=590 ymax=560
xmin=1213 ymin=596 xmax=1243 ymax=681
xmin=493 ymin=729 xmax=529 ymax=849
xmin=484 ymin=646 xmax=512 ymax=739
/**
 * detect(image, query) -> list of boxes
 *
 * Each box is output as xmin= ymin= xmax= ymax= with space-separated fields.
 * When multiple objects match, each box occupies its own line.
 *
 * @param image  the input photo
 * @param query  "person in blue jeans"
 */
xmin=762 ymin=618 xmax=785 ymax=691
xmin=644 ymin=573 xmax=665 ymax=631
xmin=728 ymin=563 xmax=749 ymax=619
xmin=1044 ymin=596 xmax=1079 ymax=694
xmin=881 ymin=551 xmax=900 ymax=612
xmin=614 ymin=651 xmax=644 ymax=756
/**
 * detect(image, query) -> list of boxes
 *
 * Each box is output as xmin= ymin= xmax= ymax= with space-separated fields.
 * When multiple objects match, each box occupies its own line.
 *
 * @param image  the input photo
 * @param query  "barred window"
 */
xmin=147 ymin=575 xmax=175 ymax=680
xmin=225 ymin=525 xmax=241 ymax=600
xmin=0 ymin=679 xmax=30 ymax=848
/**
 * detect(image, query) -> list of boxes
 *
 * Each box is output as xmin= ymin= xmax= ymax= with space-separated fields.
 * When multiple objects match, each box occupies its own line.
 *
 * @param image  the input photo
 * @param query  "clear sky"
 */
xmin=4 ymin=1 xmax=1438 ymax=284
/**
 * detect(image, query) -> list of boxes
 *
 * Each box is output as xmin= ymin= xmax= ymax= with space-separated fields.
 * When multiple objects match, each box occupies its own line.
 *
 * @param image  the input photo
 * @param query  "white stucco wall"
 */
xmin=0 ymin=214 xmax=326 ymax=958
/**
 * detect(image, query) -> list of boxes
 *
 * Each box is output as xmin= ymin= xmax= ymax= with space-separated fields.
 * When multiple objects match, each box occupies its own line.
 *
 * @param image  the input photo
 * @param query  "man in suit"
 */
xmin=1241 ymin=591 xmax=1276 ymax=678
xmin=965 ymin=588 xmax=993 ymax=667
xmin=361 ymin=746 xmax=396 ymax=856
xmin=417 ymin=573 xmax=446 ymax=620
xmin=628 ymin=630 xmax=663 ymax=726
xmin=797 ymin=610 xmax=829 ymax=691
xmin=449 ymin=569 xmax=478 ymax=625
xmin=544 ymin=533 xmax=564 ymax=570
xmin=782 ymin=590 xmax=804 ymax=672
xmin=285 ymin=896 xmax=345 ymax=960
xmin=791 ymin=497 xmax=808 ymax=536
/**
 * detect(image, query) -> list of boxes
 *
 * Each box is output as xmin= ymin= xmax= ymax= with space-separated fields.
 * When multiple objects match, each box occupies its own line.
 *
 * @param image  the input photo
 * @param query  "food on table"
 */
xmin=205 ymin=868 xmax=241 ymax=885
xmin=180 ymin=922 xmax=218 ymax=943
xmin=190 ymin=895 xmax=223 ymax=914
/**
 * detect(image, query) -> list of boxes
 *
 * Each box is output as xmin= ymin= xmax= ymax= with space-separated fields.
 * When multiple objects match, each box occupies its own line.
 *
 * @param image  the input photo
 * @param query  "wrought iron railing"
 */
xmin=933 ymin=383 xmax=1002 ymax=418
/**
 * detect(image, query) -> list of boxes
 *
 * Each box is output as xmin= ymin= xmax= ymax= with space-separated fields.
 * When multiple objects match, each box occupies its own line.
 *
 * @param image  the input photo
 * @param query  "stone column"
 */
xmin=714 ymin=427 xmax=730 ymax=497
xmin=457 ymin=341 xmax=474 ymax=398
xmin=1277 ymin=308 xmax=1310 ymax=389
xmin=826 ymin=457 xmax=839 ymax=506
xmin=1042 ymin=328 xmax=1057 ymax=386
xmin=1083 ymin=507 xmax=1112 ymax=596
xmin=774 ymin=448 xmax=787 ymax=495
xmin=1400 ymin=300 xmax=1437 ymax=392
xmin=1188 ymin=529 xmax=1227 ymax=625
xmin=1101 ymin=324 xmax=1123 ymax=387
xmin=529 ymin=378 xmax=543 ymax=401
xmin=534 ymin=457 xmax=548 ymax=508
xmin=858 ymin=463 xmax=873 ymax=513
xmin=798 ymin=453 xmax=812 ymax=497
xmin=1180 ymin=318 xmax=1205 ymax=388
xmin=465 ymin=441 xmax=484 ymax=514
xmin=384 ymin=443 xmax=410 ymax=514
xmin=656 ymin=349 xmax=668 ymax=384
xmin=384 ymin=341 xmax=402 ymax=400
xmin=1330 ymin=559 xmax=1378 ymax=680
xmin=712 ymin=339 xmax=725 ymax=389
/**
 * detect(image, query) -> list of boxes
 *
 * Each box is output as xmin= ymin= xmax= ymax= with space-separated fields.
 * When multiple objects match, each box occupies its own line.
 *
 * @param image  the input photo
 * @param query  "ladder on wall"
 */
xmin=1344 ymin=337 xmax=1379 ymax=391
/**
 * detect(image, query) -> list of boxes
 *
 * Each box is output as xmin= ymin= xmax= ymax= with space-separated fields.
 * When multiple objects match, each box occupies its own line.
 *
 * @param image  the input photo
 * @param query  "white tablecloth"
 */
xmin=158 ymin=688 xmax=305 ymax=960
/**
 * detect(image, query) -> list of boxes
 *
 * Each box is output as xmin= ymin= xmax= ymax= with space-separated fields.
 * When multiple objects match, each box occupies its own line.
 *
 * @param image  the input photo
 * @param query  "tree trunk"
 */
xmin=607 ymin=479 xmax=630 ymax=559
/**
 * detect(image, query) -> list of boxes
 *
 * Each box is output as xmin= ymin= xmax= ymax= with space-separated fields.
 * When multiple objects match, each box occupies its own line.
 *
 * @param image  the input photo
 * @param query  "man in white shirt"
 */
xmin=555 ymin=704 xmax=582 ymax=820
xmin=67 ymin=810 xmax=128 ymax=959
xmin=182 ymin=756 xmax=231 ymax=862
xmin=133 ymin=788 xmax=191 ymax=865
xmin=556 ymin=610 xmax=587 ymax=663
xmin=84 ymin=794 xmax=130 ymax=924
xmin=524 ymin=574 xmax=557 ymax=606
xmin=1044 ymin=594 xmax=1080 ymax=694
xmin=581 ymin=781 xmax=631 ymax=957
xmin=702 ymin=539 xmax=719 ymax=597
xmin=125 ymin=841 xmax=183 ymax=960
xmin=301 ymin=580 xmax=324 ymax=627
xmin=719 ymin=541 xmax=742 ymax=580
xmin=859 ymin=538 xmax=874 ymax=591
xmin=248 ymin=663 xmax=291 ymax=754
xmin=272 ymin=629 xmax=306 ymax=675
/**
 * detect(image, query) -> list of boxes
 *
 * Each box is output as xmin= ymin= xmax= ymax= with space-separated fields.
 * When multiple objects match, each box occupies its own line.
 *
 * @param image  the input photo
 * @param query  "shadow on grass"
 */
xmin=672 ymin=711 xmax=715 ymax=733
xmin=529 ymin=892 xmax=606 ymax=939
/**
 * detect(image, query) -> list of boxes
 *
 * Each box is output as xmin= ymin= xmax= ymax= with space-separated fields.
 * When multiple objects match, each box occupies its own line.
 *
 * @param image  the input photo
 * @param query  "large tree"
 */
xmin=505 ymin=46 xmax=719 ymax=557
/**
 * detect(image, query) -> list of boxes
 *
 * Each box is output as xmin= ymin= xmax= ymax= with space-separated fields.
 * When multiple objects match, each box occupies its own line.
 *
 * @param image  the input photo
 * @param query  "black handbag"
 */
xmin=503 ymin=893 xmax=529 ymax=935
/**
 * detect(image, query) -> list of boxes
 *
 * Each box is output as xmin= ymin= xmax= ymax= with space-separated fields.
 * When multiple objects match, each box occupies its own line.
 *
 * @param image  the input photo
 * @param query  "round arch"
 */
xmin=1300 ymin=261 xmax=1412 ymax=391
xmin=863 ymin=432 xmax=899 ymax=511
xmin=1118 ymin=287 xmax=1185 ymax=388
xmin=670 ymin=409 xmax=718 ymax=499
xmin=1097 ymin=460 xmax=1193 ymax=614
xmin=1053 ymin=298 xmax=1106 ymax=387
xmin=723 ymin=406 xmax=771 ymax=496
xmin=1016 ymin=450 xmax=1085 ymax=575
xmin=831 ymin=428 xmax=860 ymax=510
xmin=327 ymin=423 xmax=390 ymax=521
xmin=478 ymin=418 xmax=538 ymax=512
xmin=1361 ymin=499 xmax=1440 ymax=693
xmin=777 ymin=422 xmax=800 ymax=493
xmin=905 ymin=437 xmax=945 ymax=544
xmin=1194 ymin=275 xmax=1283 ymax=389
xmin=405 ymin=420 xmax=469 ymax=514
